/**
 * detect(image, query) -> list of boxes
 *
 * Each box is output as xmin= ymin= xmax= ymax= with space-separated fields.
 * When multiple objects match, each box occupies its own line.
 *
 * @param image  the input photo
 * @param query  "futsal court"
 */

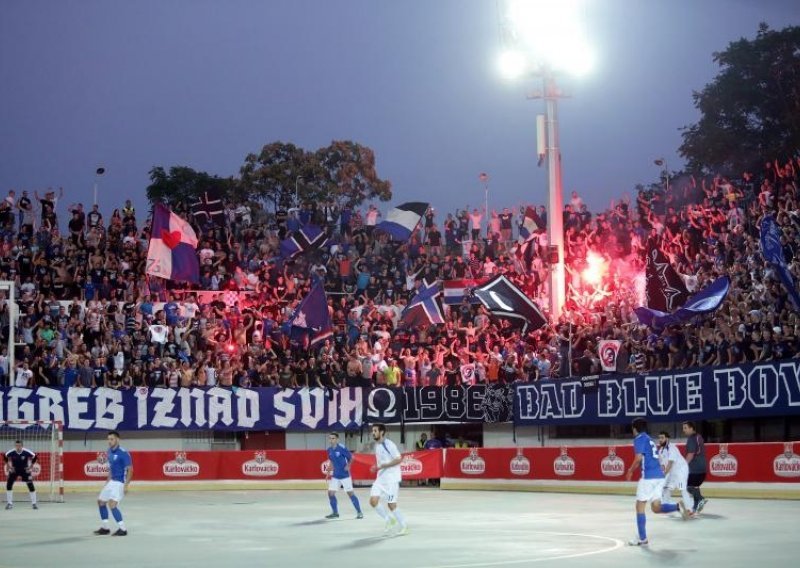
xmin=1 ymin=488 xmax=797 ymax=568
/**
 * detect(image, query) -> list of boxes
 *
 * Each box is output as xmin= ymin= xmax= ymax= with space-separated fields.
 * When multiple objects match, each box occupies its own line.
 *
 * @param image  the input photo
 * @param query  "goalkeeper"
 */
xmin=4 ymin=440 xmax=38 ymax=510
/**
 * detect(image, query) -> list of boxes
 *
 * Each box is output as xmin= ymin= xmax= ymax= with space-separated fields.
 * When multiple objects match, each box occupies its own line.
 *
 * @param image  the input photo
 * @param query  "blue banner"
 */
xmin=0 ymin=387 xmax=365 ymax=432
xmin=514 ymin=361 xmax=800 ymax=426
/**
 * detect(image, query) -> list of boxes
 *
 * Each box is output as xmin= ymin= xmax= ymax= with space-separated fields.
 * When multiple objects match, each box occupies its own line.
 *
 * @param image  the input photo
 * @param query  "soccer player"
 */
xmin=4 ymin=440 xmax=38 ymax=510
xmin=94 ymin=431 xmax=133 ymax=536
xmin=626 ymin=418 xmax=689 ymax=546
xmin=682 ymin=421 xmax=708 ymax=514
xmin=657 ymin=431 xmax=693 ymax=513
xmin=368 ymin=424 xmax=408 ymax=536
xmin=324 ymin=432 xmax=363 ymax=519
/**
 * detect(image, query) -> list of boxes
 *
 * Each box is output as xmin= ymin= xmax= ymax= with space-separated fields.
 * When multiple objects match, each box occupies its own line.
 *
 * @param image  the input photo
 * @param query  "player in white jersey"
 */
xmin=657 ymin=431 xmax=693 ymax=513
xmin=369 ymin=424 xmax=408 ymax=536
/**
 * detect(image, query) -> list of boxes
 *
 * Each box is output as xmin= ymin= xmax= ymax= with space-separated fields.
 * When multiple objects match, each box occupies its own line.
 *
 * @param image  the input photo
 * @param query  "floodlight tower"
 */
xmin=497 ymin=0 xmax=594 ymax=322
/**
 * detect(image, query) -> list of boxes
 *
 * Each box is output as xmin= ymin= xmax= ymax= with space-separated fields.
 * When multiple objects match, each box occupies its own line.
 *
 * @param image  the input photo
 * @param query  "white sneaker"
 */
xmin=627 ymin=537 xmax=649 ymax=546
xmin=383 ymin=517 xmax=397 ymax=535
xmin=397 ymin=525 xmax=410 ymax=536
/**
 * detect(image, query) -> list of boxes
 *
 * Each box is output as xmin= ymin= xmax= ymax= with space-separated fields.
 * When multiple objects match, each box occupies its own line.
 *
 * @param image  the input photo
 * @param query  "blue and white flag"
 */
xmin=289 ymin=281 xmax=333 ymax=346
xmin=400 ymin=280 xmax=445 ymax=328
xmin=280 ymin=224 xmax=329 ymax=259
xmin=760 ymin=215 xmax=800 ymax=310
xmin=635 ymin=276 xmax=730 ymax=329
xmin=376 ymin=202 xmax=429 ymax=241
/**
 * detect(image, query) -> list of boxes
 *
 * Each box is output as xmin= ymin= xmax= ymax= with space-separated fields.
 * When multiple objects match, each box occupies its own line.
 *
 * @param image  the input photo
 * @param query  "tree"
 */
xmin=313 ymin=140 xmax=392 ymax=208
xmin=239 ymin=140 xmax=392 ymax=210
xmin=146 ymin=166 xmax=236 ymax=214
xmin=679 ymin=24 xmax=800 ymax=175
xmin=239 ymin=142 xmax=312 ymax=210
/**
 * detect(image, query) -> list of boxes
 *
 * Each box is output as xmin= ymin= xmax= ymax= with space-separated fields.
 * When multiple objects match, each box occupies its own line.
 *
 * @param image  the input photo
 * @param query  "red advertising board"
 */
xmin=62 ymin=442 xmax=800 ymax=483
xmin=443 ymin=442 xmax=800 ymax=483
xmin=64 ymin=449 xmax=443 ymax=482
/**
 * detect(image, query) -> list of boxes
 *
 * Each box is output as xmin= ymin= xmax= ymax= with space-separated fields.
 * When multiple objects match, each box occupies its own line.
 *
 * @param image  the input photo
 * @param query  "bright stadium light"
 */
xmin=497 ymin=0 xmax=596 ymax=322
xmin=505 ymin=0 xmax=595 ymax=76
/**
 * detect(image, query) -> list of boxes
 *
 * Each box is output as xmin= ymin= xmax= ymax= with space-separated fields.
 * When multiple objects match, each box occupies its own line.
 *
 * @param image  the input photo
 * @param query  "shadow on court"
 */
xmin=291 ymin=519 xmax=329 ymax=527
xmin=332 ymin=536 xmax=387 ymax=549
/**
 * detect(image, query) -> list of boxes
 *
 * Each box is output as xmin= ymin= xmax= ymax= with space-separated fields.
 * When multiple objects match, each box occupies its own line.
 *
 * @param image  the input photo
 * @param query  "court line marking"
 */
xmin=418 ymin=532 xmax=624 ymax=568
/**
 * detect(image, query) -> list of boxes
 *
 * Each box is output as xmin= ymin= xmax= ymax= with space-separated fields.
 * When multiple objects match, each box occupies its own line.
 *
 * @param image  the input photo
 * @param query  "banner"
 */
xmin=515 ymin=360 xmax=800 ymax=426
xmin=366 ymin=385 xmax=514 ymax=424
xmin=0 ymin=385 xmax=513 ymax=432
xmin=0 ymin=387 xmax=364 ymax=432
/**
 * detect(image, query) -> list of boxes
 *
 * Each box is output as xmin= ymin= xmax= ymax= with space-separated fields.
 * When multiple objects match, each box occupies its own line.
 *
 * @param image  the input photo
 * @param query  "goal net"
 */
xmin=0 ymin=421 xmax=64 ymax=503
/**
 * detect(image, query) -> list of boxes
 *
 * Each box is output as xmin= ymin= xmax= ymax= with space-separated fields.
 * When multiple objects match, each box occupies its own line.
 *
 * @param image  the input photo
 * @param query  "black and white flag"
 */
xmin=473 ymin=274 xmax=547 ymax=333
xmin=645 ymin=240 xmax=689 ymax=312
xmin=191 ymin=189 xmax=225 ymax=225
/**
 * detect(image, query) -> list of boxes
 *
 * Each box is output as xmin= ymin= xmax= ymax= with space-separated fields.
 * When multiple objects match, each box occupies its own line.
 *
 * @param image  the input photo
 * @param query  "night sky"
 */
xmin=2 ymin=0 xmax=799 ymax=218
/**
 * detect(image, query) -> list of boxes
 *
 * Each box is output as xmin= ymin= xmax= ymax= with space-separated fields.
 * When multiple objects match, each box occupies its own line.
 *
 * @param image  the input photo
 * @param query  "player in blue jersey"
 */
xmin=324 ymin=432 xmax=363 ymax=519
xmin=94 ymin=431 xmax=133 ymax=536
xmin=625 ymin=419 xmax=689 ymax=546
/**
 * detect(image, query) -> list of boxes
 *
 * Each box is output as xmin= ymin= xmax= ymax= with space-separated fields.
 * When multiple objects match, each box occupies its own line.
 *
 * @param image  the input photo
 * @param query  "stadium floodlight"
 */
xmin=503 ymin=0 xmax=595 ymax=76
xmin=497 ymin=0 xmax=595 ymax=322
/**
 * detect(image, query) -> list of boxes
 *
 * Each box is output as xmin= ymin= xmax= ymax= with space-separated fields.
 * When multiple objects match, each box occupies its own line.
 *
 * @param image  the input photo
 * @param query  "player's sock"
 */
xmin=392 ymin=508 xmax=407 ymax=528
xmin=374 ymin=504 xmax=389 ymax=520
xmin=329 ymin=495 xmax=338 ymax=515
xmin=636 ymin=513 xmax=647 ymax=541
xmin=5 ymin=491 xmax=12 ymax=505
xmin=111 ymin=507 xmax=124 ymax=530
xmin=681 ymin=489 xmax=694 ymax=511
xmin=30 ymin=491 xmax=37 ymax=505
xmin=350 ymin=494 xmax=362 ymax=514
xmin=99 ymin=504 xmax=109 ymax=527
xmin=660 ymin=503 xmax=678 ymax=514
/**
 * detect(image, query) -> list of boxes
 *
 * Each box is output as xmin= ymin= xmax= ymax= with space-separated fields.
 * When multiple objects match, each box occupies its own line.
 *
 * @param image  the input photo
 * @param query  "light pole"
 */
xmin=93 ymin=167 xmax=105 ymax=206
xmin=294 ymin=175 xmax=304 ymax=207
xmin=654 ymin=158 xmax=669 ymax=194
xmin=497 ymin=0 xmax=594 ymax=323
xmin=479 ymin=172 xmax=489 ymax=221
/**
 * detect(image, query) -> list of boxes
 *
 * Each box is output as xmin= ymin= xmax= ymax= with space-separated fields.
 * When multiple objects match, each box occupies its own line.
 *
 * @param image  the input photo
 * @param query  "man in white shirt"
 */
xmin=15 ymin=363 xmax=33 ymax=388
xmin=369 ymin=424 xmax=407 ymax=535
xmin=657 ymin=431 xmax=693 ymax=512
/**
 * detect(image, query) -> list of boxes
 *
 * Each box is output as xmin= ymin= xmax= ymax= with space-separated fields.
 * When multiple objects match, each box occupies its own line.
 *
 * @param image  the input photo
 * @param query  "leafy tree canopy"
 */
xmin=145 ymin=166 xmax=236 ymax=213
xmin=680 ymin=24 xmax=800 ymax=176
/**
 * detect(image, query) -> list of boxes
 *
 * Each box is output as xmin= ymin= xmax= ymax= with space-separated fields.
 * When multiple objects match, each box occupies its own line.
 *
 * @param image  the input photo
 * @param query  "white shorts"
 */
xmin=370 ymin=478 xmax=400 ymax=504
xmin=666 ymin=468 xmax=689 ymax=490
xmin=99 ymin=480 xmax=125 ymax=503
xmin=636 ymin=478 xmax=666 ymax=502
xmin=328 ymin=476 xmax=354 ymax=492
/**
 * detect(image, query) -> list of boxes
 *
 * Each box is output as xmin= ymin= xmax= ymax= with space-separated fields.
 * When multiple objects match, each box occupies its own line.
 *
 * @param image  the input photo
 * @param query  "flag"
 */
xmin=645 ymin=240 xmax=689 ymax=312
xmin=761 ymin=215 xmax=800 ymax=310
xmin=460 ymin=363 xmax=476 ymax=385
xmin=280 ymin=224 xmax=329 ymax=259
xmin=288 ymin=281 xmax=332 ymax=346
xmin=598 ymin=340 xmax=622 ymax=372
xmin=518 ymin=206 xmax=542 ymax=240
xmin=443 ymin=279 xmax=484 ymax=305
xmin=375 ymin=202 xmax=429 ymax=241
xmin=635 ymin=276 xmax=730 ymax=329
xmin=190 ymin=189 xmax=225 ymax=225
xmin=146 ymin=203 xmax=200 ymax=283
xmin=473 ymin=274 xmax=547 ymax=333
xmin=400 ymin=281 xmax=445 ymax=328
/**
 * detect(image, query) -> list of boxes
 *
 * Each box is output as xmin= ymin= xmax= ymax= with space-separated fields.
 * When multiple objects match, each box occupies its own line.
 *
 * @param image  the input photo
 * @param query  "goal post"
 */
xmin=1 ymin=421 xmax=64 ymax=503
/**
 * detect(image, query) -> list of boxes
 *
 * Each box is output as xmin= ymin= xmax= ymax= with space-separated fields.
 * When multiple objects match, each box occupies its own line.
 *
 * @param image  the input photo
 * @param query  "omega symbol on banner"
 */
xmin=709 ymin=444 xmax=738 ymax=477
xmin=242 ymin=451 xmax=280 ymax=477
xmin=554 ymin=446 xmax=575 ymax=477
xmin=773 ymin=443 xmax=800 ymax=478
xmin=84 ymin=452 xmax=110 ymax=478
xmin=460 ymin=448 xmax=486 ymax=475
xmin=163 ymin=451 xmax=200 ymax=477
xmin=601 ymin=446 xmax=625 ymax=477
xmin=510 ymin=448 xmax=531 ymax=476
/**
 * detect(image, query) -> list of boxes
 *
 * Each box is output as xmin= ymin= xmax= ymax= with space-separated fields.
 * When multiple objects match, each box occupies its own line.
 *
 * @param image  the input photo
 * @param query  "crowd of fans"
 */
xmin=0 ymin=157 xmax=799 ymax=390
